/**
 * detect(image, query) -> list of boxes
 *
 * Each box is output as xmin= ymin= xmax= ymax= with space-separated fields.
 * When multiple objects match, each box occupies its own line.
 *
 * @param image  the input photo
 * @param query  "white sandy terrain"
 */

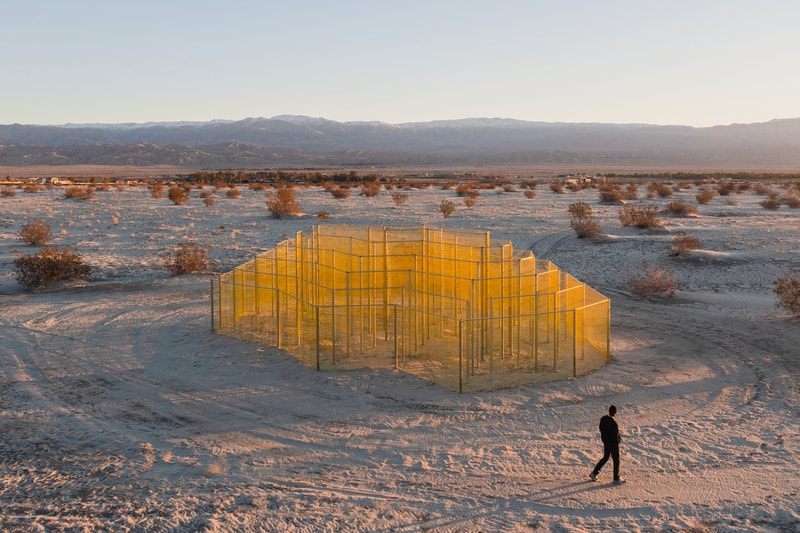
xmin=1 ymin=179 xmax=799 ymax=532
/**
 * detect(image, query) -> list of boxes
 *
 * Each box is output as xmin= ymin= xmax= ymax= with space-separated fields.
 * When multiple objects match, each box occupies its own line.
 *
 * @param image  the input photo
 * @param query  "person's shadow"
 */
xmin=529 ymin=480 xmax=610 ymax=503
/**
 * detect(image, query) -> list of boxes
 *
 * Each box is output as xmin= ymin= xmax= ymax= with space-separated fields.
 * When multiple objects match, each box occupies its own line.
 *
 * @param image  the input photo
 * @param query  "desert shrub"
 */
xmin=670 ymin=232 xmax=703 ymax=256
xmin=391 ymin=191 xmax=409 ymax=206
xmin=664 ymin=201 xmax=697 ymax=216
xmin=151 ymin=182 xmax=166 ymax=198
xmin=23 ymin=183 xmax=44 ymax=193
xmin=267 ymin=187 xmax=300 ymax=217
xmin=566 ymin=181 xmax=581 ymax=192
xmin=1 ymin=186 xmax=16 ymax=197
xmin=502 ymin=183 xmax=515 ymax=192
xmin=568 ymin=201 xmax=593 ymax=219
xmin=549 ymin=181 xmax=564 ymax=193
xmin=439 ymin=199 xmax=456 ymax=218
xmin=598 ymin=182 xmax=624 ymax=203
xmin=630 ymin=263 xmax=676 ymax=298
xmin=782 ymin=194 xmax=800 ymax=208
xmin=316 ymin=211 xmax=330 ymax=220
xmin=695 ymin=187 xmax=716 ymax=204
xmin=226 ymin=187 xmax=241 ymax=198
xmin=570 ymin=217 xmax=603 ymax=239
xmin=17 ymin=219 xmax=52 ymax=245
xmin=13 ymin=246 xmax=91 ymax=289
xmin=203 ymin=198 xmax=214 ymax=207
xmin=361 ymin=181 xmax=382 ymax=197
xmin=753 ymin=183 xmax=770 ymax=195
xmin=330 ymin=186 xmax=350 ymax=199
xmin=717 ymin=182 xmax=735 ymax=196
xmin=759 ymin=193 xmax=781 ymax=210
xmin=464 ymin=196 xmax=477 ymax=208
xmin=523 ymin=189 xmax=536 ymax=199
xmin=619 ymin=202 xmax=661 ymax=228
xmin=655 ymin=184 xmax=673 ymax=198
xmin=64 ymin=186 xmax=96 ymax=201
xmin=774 ymin=270 xmax=800 ymax=317
xmin=161 ymin=242 xmax=213 ymax=276
xmin=625 ymin=183 xmax=638 ymax=200
xmin=168 ymin=186 xmax=190 ymax=205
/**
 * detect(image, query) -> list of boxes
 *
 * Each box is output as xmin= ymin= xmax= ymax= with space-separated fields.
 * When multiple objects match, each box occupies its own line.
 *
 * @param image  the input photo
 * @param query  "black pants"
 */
xmin=593 ymin=444 xmax=620 ymax=480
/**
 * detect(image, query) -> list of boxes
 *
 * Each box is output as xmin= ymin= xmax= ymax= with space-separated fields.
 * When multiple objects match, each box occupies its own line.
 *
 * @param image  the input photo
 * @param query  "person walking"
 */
xmin=590 ymin=405 xmax=625 ymax=484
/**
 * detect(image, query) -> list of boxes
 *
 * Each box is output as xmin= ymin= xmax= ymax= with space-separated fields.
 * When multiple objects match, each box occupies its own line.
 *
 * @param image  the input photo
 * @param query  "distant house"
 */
xmin=38 ymin=177 xmax=65 ymax=184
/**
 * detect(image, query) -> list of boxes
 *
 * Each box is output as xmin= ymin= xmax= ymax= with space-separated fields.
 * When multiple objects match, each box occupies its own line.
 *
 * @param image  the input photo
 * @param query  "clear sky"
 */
xmin=3 ymin=0 xmax=799 ymax=127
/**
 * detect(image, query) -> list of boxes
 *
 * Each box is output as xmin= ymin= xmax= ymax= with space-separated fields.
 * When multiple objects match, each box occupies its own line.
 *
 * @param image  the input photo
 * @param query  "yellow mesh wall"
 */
xmin=211 ymin=224 xmax=610 ymax=392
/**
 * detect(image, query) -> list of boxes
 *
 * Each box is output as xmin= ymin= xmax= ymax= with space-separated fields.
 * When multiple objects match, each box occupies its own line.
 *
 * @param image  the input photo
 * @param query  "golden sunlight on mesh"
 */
xmin=212 ymin=225 xmax=610 ymax=392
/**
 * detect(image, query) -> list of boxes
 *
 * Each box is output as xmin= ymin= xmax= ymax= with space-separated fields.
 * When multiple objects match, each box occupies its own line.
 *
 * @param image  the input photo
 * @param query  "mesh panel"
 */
xmin=212 ymin=225 xmax=610 ymax=392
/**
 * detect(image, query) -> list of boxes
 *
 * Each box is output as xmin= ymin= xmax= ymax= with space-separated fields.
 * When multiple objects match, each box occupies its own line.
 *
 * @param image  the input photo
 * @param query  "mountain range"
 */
xmin=2 ymin=115 xmax=800 ymax=169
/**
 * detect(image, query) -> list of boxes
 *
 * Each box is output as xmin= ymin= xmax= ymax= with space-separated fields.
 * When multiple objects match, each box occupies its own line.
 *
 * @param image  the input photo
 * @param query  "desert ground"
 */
xmin=1 ymin=176 xmax=799 ymax=532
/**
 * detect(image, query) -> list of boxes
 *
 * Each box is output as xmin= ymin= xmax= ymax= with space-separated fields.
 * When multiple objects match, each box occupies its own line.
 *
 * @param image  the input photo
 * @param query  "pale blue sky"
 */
xmin=3 ymin=0 xmax=799 ymax=126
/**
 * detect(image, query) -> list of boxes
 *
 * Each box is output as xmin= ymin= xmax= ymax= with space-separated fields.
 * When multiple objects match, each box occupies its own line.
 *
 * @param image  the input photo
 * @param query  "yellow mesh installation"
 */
xmin=211 ymin=224 xmax=610 ymax=392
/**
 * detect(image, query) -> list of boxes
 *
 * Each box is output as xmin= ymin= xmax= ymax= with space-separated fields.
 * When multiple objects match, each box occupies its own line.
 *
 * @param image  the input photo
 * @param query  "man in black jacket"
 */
xmin=589 ymin=405 xmax=625 ymax=484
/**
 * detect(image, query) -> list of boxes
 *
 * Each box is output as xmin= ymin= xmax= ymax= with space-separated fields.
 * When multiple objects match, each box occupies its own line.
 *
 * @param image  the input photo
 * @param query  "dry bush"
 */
xmin=17 ymin=219 xmax=52 ymax=245
xmin=759 ymin=193 xmax=781 ymax=210
xmin=774 ymin=270 xmax=800 ymax=317
xmin=753 ymin=183 xmax=771 ymax=195
xmin=203 ymin=198 xmax=214 ymax=207
xmin=13 ymin=246 xmax=91 ymax=289
xmin=168 ymin=187 xmax=190 ymax=205
xmin=391 ymin=191 xmax=409 ymax=206
xmin=695 ymin=188 xmax=716 ymax=204
xmin=549 ymin=181 xmax=564 ymax=193
xmin=161 ymin=242 xmax=213 ymax=276
xmin=570 ymin=217 xmax=603 ymax=239
xmin=655 ymin=184 xmax=673 ymax=198
xmin=781 ymin=194 xmax=800 ymax=208
xmin=151 ymin=181 xmax=166 ymax=199
xmin=568 ymin=201 xmax=593 ymax=219
xmin=64 ymin=186 xmax=96 ymax=201
xmin=1 ymin=186 xmax=16 ymax=197
xmin=625 ymin=183 xmax=638 ymax=200
xmin=267 ymin=187 xmax=301 ymax=217
xmin=439 ymin=199 xmax=456 ymax=218
xmin=598 ymin=182 xmax=624 ymax=203
xmin=619 ymin=202 xmax=661 ymax=228
xmin=670 ymin=232 xmax=703 ymax=256
xmin=226 ymin=187 xmax=241 ymax=198
xmin=316 ymin=211 xmax=330 ymax=220
xmin=330 ymin=186 xmax=350 ymax=199
xmin=664 ymin=201 xmax=697 ymax=216
xmin=23 ymin=183 xmax=44 ymax=193
xmin=464 ymin=196 xmax=477 ymax=209
xmin=523 ymin=189 xmax=536 ymax=199
xmin=716 ymin=182 xmax=735 ymax=196
xmin=361 ymin=181 xmax=382 ymax=197
xmin=502 ymin=183 xmax=515 ymax=192
xmin=630 ymin=263 xmax=676 ymax=298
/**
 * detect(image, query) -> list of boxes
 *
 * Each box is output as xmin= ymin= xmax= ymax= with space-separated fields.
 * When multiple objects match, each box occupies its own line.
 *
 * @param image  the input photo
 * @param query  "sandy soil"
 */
xmin=1 ymin=179 xmax=799 ymax=531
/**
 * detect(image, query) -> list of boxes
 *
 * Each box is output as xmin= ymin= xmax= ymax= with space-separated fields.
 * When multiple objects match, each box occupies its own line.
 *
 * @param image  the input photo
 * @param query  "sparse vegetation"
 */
xmin=151 ymin=182 xmax=166 ymax=199
xmin=439 ymin=199 xmax=456 ymax=218
xmin=17 ymin=219 xmax=52 ymax=245
xmin=630 ymin=263 xmax=676 ymax=298
xmin=64 ymin=186 xmax=96 ymax=201
xmin=598 ymin=182 xmax=624 ymax=203
xmin=361 ymin=181 xmax=381 ymax=197
xmin=1 ymin=186 xmax=16 ymax=197
xmin=619 ymin=202 xmax=661 ymax=229
xmin=549 ymin=181 xmax=564 ymax=193
xmin=759 ymin=192 xmax=781 ymax=210
xmin=664 ymin=201 xmax=697 ymax=216
xmin=774 ymin=270 xmax=800 ymax=317
xmin=695 ymin=187 xmax=716 ymax=204
xmin=226 ymin=187 xmax=241 ymax=198
xmin=267 ymin=187 xmax=301 ymax=217
xmin=568 ymin=202 xmax=602 ymax=239
xmin=670 ymin=232 xmax=703 ymax=256
xmin=161 ymin=242 xmax=213 ymax=276
xmin=330 ymin=186 xmax=351 ymax=199
xmin=168 ymin=186 xmax=190 ymax=205
xmin=392 ymin=191 xmax=409 ymax=206
xmin=316 ymin=211 xmax=330 ymax=220
xmin=13 ymin=246 xmax=91 ymax=289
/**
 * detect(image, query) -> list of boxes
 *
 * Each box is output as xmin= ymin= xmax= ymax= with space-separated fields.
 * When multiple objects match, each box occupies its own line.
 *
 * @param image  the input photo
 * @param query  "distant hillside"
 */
xmin=2 ymin=116 xmax=800 ymax=169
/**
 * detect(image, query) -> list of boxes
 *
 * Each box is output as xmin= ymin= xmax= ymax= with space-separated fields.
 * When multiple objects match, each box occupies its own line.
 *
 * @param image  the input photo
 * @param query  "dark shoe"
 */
xmin=589 ymin=472 xmax=597 ymax=482
xmin=613 ymin=478 xmax=626 ymax=485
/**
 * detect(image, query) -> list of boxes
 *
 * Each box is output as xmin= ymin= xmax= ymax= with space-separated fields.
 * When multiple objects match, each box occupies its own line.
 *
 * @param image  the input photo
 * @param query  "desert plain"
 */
xmin=1 ymin=173 xmax=799 ymax=532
